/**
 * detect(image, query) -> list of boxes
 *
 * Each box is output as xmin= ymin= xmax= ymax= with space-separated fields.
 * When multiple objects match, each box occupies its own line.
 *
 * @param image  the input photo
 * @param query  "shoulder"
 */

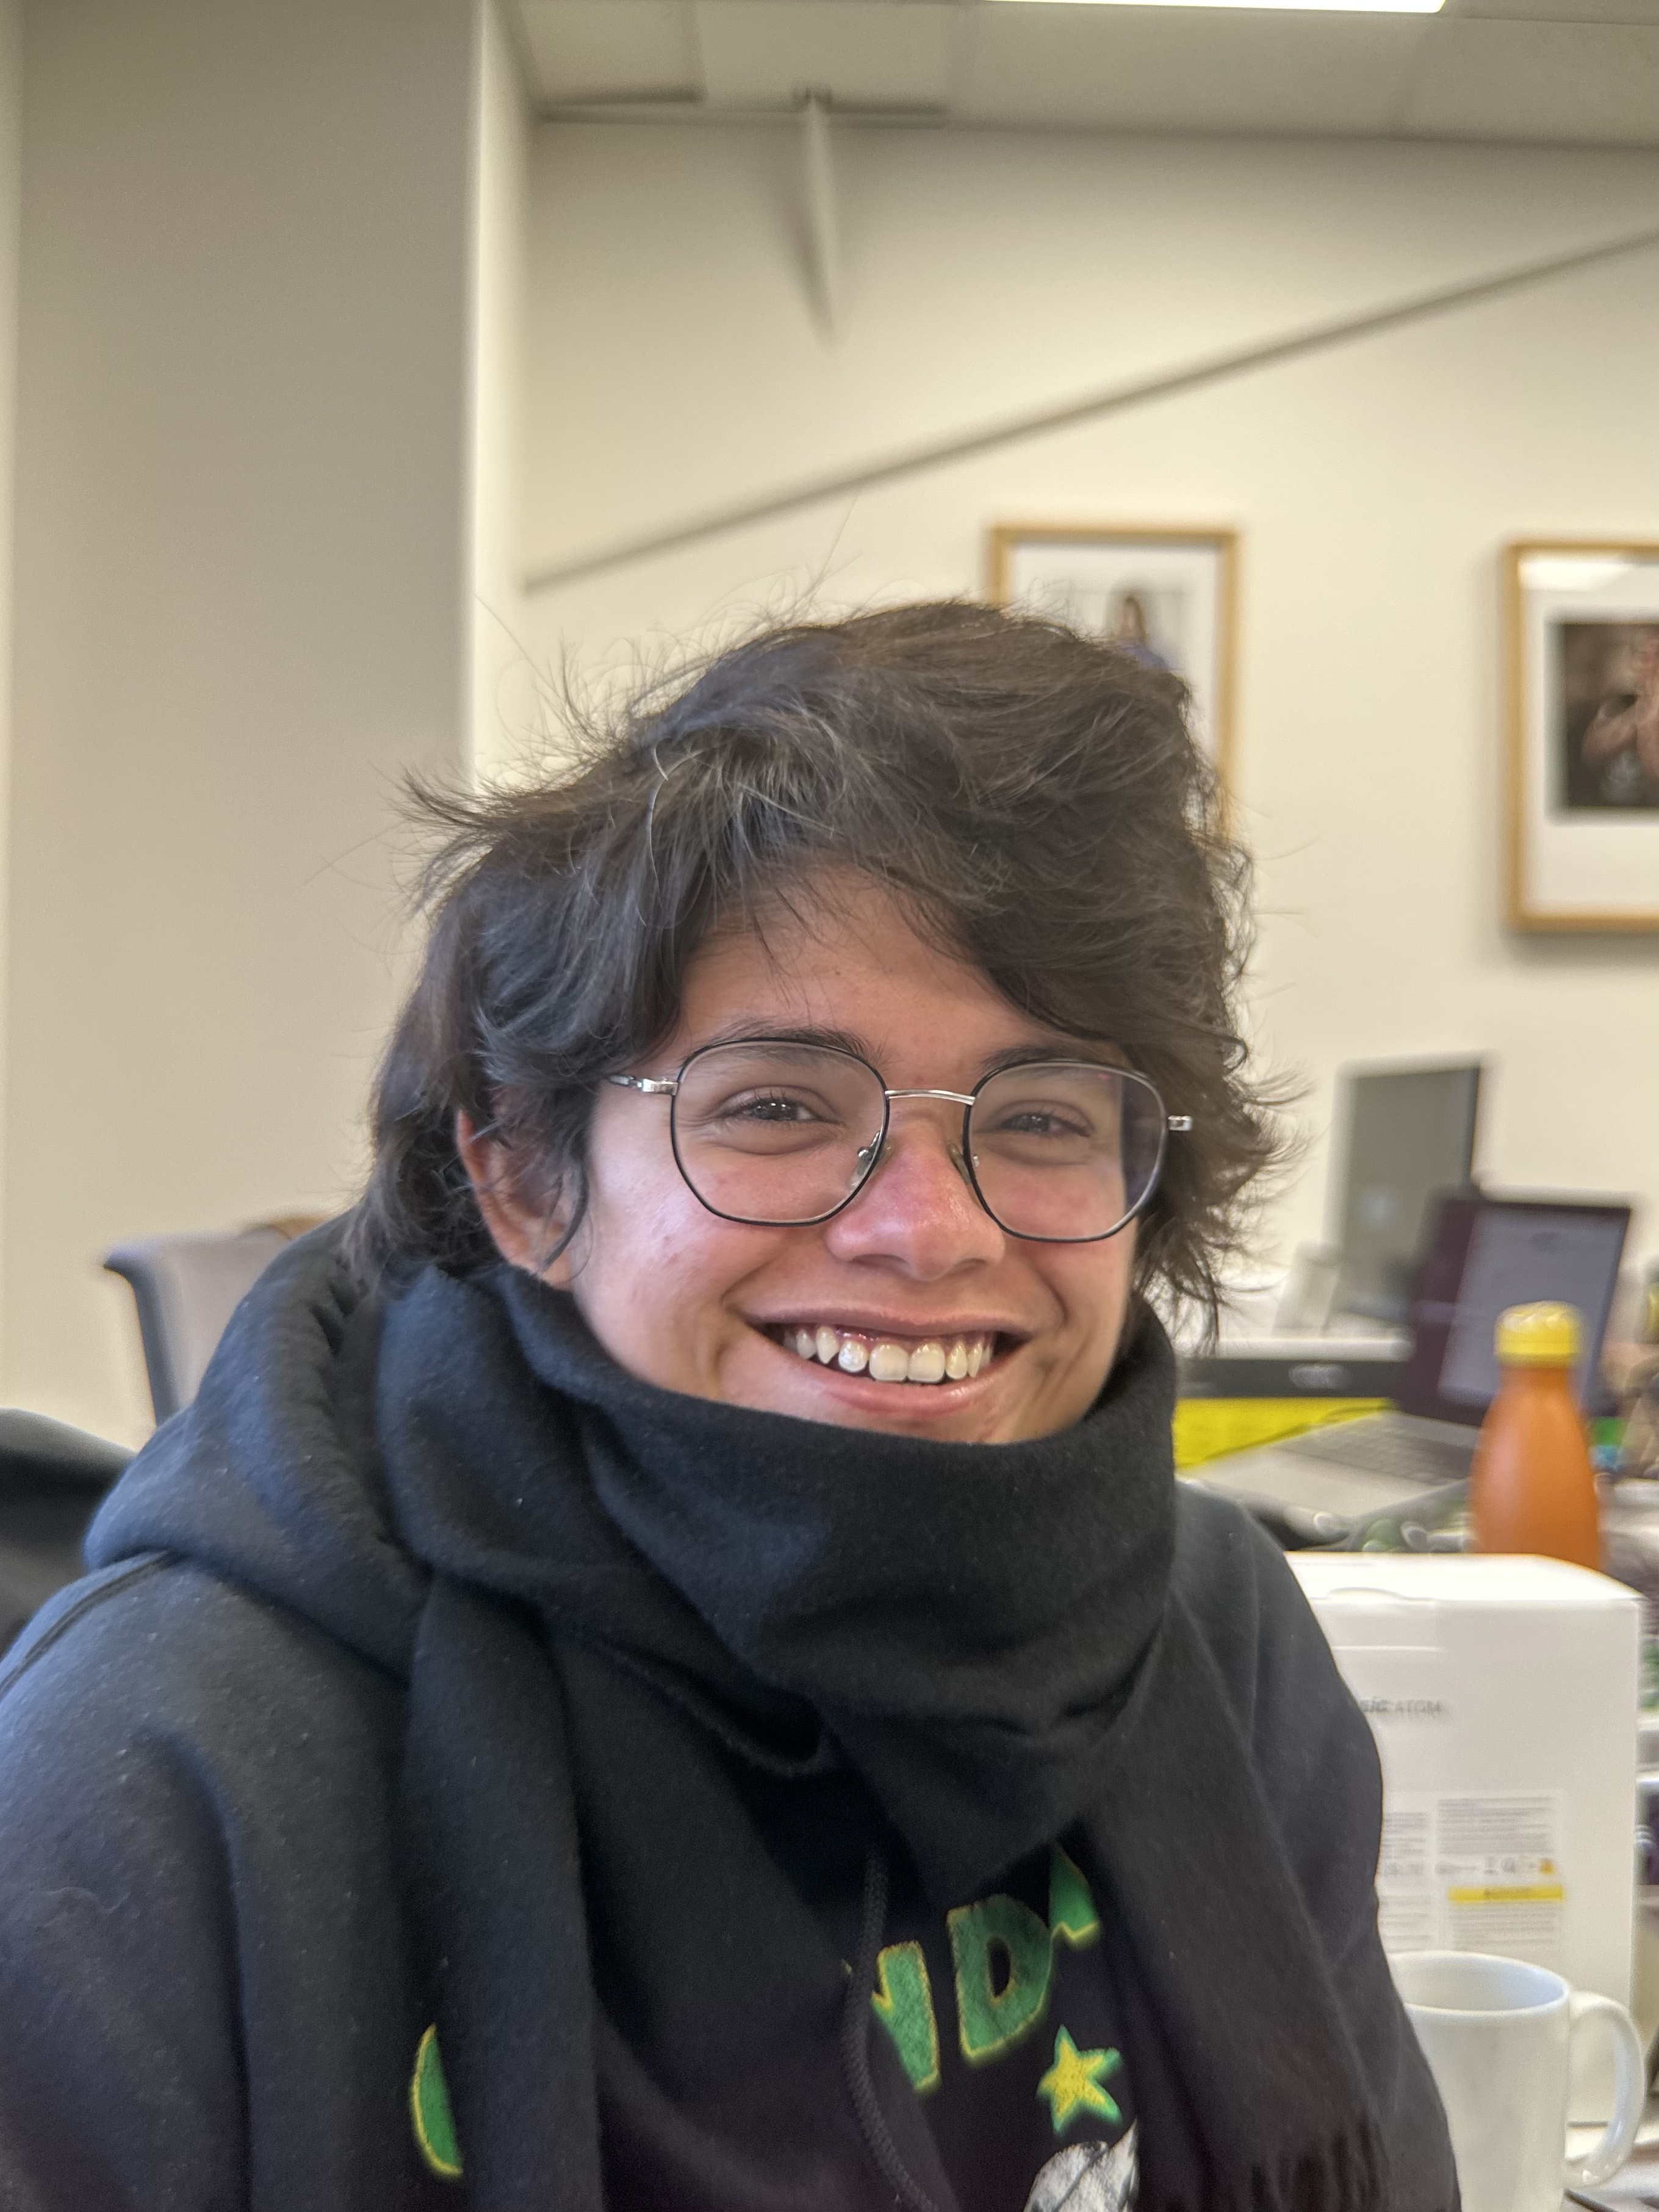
xmin=2 ymin=1544 xmax=403 ymax=1715
xmin=0 ymin=1552 xmax=412 ymax=2044
xmin=0 ymin=1559 xmax=432 ymax=2208
xmin=0 ymin=1552 xmax=408 ymax=1867
xmin=1169 ymin=1480 xmax=1329 ymax=1706
xmin=1170 ymin=1483 xmax=1383 ymax=1889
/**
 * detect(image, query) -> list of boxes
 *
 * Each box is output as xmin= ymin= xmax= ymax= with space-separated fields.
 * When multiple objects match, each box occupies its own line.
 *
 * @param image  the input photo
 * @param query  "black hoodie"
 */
xmin=0 ymin=1230 xmax=1454 ymax=2212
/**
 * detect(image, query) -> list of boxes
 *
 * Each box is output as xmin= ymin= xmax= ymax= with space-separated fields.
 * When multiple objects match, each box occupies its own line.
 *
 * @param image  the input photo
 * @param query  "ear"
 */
xmin=455 ymin=1111 xmax=576 ymax=1286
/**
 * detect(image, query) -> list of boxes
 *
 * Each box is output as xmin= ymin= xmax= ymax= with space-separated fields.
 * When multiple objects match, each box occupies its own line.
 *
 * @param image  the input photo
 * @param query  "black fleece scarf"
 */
xmin=378 ymin=1263 xmax=1391 ymax=2212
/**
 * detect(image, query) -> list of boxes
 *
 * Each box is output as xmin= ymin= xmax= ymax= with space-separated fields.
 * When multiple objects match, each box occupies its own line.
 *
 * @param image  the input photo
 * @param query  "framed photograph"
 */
xmin=1505 ymin=539 xmax=1659 ymax=932
xmin=987 ymin=524 xmax=1238 ymax=790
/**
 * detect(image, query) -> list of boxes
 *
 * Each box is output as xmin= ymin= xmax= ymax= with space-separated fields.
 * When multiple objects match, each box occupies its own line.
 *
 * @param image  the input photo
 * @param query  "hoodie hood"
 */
xmin=87 ymin=1220 xmax=425 ymax=1679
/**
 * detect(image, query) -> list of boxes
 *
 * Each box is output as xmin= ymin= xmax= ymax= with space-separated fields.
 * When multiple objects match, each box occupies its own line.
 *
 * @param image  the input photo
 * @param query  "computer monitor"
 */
xmin=1330 ymin=1060 xmax=1483 ymax=1323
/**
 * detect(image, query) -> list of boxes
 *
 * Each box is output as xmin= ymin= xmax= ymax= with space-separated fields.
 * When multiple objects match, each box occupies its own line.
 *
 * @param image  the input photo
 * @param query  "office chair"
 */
xmin=103 ymin=1219 xmax=322 ymax=1425
xmin=0 ymin=1410 xmax=131 ymax=1652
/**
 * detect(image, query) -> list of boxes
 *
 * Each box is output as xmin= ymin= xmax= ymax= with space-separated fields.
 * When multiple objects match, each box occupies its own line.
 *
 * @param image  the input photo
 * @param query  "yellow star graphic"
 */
xmin=1037 ymin=2026 xmax=1123 ymax=2135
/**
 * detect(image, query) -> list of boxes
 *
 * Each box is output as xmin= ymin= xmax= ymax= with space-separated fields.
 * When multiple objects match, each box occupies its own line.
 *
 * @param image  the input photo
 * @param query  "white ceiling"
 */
xmin=511 ymin=0 xmax=1659 ymax=145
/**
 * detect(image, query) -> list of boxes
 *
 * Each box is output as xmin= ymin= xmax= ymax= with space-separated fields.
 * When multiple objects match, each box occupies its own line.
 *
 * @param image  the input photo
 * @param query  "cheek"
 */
xmin=576 ymin=1103 xmax=710 ymax=1266
xmin=577 ymin=1173 xmax=718 ymax=1306
xmin=579 ymin=1098 xmax=798 ymax=1295
xmin=571 ymin=1160 xmax=788 ymax=1369
xmin=1037 ymin=1236 xmax=1137 ymax=1352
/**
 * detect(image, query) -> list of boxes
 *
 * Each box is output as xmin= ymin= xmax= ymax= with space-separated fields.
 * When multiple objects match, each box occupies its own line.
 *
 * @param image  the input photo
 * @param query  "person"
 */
xmin=1579 ymin=624 xmax=1659 ymax=807
xmin=1107 ymin=591 xmax=1171 ymax=673
xmin=0 ymin=603 xmax=1456 ymax=2212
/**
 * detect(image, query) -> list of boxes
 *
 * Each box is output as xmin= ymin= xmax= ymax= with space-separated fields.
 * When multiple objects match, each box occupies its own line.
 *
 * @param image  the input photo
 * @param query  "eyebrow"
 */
xmin=980 ymin=1040 xmax=1129 ymax=1076
xmin=674 ymin=1021 xmax=1128 ymax=1078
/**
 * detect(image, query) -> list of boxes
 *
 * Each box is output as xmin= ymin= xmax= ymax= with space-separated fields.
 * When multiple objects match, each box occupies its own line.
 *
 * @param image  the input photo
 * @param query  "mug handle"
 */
xmin=1564 ymin=1991 xmax=1647 ymax=2189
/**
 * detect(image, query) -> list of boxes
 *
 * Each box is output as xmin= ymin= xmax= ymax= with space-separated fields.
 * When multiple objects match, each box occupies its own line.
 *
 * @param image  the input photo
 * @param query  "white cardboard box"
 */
xmin=1289 ymin=1552 xmax=1640 ymax=2116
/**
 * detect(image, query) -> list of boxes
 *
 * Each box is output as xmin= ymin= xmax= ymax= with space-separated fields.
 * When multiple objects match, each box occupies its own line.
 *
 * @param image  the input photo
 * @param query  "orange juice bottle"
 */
xmin=1470 ymin=1302 xmax=1600 ymax=1568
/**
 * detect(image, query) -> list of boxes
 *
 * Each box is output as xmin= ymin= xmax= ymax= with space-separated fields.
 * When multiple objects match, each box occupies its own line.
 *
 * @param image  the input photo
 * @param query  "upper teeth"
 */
xmin=785 ymin=1325 xmax=993 ymax=1384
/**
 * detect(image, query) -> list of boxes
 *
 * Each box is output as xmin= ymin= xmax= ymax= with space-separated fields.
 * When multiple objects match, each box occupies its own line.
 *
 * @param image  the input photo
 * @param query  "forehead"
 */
xmin=666 ymin=876 xmax=1099 ymax=1076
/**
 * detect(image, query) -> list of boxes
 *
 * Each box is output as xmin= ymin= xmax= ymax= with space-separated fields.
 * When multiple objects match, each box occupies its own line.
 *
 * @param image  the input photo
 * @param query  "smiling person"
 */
xmin=0 ymin=605 xmax=1454 ymax=2212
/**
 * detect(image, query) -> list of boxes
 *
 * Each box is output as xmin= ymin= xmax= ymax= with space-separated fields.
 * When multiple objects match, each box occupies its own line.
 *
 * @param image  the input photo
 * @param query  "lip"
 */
xmin=746 ymin=1311 xmax=1030 ymax=1344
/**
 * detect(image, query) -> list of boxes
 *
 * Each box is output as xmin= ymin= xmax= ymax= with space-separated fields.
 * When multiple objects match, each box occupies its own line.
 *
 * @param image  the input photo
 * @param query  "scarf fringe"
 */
xmin=1254 ymin=2118 xmax=1387 ymax=2212
xmin=1154 ymin=2116 xmax=1442 ymax=2212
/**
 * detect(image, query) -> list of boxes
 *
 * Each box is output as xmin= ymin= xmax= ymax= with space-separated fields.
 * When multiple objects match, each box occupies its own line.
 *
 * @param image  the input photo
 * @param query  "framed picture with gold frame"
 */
xmin=987 ymin=523 xmax=1238 ymax=791
xmin=1505 ymin=538 xmax=1659 ymax=933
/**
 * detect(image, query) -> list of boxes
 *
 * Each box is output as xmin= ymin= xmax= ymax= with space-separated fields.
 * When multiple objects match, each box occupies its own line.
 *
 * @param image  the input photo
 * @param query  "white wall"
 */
xmin=470 ymin=0 xmax=532 ymax=781
xmin=0 ymin=0 xmax=21 ymax=1353
xmin=7 ymin=0 xmax=479 ymax=1439
xmin=519 ymin=122 xmax=1659 ymax=1283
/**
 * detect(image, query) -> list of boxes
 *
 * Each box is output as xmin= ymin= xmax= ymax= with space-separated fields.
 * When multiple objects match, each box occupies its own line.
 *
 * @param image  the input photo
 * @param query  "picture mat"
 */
xmin=998 ymin=535 xmax=1227 ymax=766
xmin=1515 ymin=550 xmax=1659 ymax=917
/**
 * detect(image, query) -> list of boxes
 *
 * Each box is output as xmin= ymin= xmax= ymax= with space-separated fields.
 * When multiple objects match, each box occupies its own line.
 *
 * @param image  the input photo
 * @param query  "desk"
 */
xmin=1568 ymin=2109 xmax=1659 ymax=2205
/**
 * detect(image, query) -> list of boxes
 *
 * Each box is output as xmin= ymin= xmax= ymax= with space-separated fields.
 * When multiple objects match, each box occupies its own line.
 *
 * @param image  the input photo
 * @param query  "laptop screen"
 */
xmin=1399 ymin=1194 xmax=1631 ymax=1424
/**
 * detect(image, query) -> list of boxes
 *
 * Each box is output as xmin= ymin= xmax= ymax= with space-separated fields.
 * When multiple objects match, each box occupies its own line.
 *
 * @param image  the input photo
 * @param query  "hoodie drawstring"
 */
xmin=841 ymin=1848 xmax=944 ymax=2212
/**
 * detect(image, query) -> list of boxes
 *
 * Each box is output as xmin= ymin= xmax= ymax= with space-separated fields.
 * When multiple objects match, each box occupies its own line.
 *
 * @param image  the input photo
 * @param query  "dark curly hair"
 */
xmin=349 ymin=600 xmax=1281 ymax=1324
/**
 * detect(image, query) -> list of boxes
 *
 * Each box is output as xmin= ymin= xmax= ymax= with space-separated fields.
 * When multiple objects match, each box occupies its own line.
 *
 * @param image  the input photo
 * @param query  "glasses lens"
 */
xmin=967 ymin=1064 xmax=1165 ymax=1241
xmin=671 ymin=1042 xmax=887 ymax=1224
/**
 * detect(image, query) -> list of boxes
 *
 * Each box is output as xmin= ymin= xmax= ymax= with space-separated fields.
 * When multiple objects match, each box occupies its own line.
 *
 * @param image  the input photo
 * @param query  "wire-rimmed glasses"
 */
xmin=608 ymin=1038 xmax=1190 ymax=1244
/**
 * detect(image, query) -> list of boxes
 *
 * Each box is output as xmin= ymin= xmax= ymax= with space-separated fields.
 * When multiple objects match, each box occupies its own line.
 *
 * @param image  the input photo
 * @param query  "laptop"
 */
xmin=1189 ymin=1192 xmax=1631 ymax=1542
xmin=1328 ymin=1059 xmax=1483 ymax=1324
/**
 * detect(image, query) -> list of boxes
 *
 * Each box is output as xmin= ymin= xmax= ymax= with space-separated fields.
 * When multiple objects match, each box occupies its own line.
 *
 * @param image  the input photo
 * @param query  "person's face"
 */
xmin=462 ymin=875 xmax=1140 ymax=1443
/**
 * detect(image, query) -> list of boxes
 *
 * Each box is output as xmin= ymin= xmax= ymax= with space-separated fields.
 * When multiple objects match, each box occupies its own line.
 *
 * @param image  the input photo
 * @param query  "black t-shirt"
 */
xmin=745 ymin=1764 xmax=1138 ymax=2212
xmin=868 ymin=1840 xmax=1139 ymax=2212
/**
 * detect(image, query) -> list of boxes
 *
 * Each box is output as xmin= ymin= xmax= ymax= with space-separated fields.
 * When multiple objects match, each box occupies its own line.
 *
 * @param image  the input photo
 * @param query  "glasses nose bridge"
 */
xmin=881 ymin=1084 xmax=977 ymax=1109
xmin=856 ymin=1087 xmax=979 ymax=1201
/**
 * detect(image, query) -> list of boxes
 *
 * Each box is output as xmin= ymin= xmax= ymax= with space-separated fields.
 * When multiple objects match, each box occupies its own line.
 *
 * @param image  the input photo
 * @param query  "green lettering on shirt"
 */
xmin=948 ymin=1893 xmax=1054 ymax=2064
xmin=871 ymin=1940 xmax=941 ymax=2094
xmin=410 ymin=2025 xmax=463 ymax=2181
xmin=1048 ymin=1844 xmax=1101 ymax=1949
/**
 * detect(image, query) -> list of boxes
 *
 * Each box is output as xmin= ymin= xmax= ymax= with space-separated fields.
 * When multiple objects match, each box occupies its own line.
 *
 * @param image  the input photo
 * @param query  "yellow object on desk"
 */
xmin=1173 ymin=1397 xmax=1392 ymax=1472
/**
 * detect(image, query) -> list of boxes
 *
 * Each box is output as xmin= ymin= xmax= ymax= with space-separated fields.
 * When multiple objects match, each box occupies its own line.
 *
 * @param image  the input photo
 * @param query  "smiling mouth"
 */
xmin=766 ymin=1322 xmax=1004 ymax=1386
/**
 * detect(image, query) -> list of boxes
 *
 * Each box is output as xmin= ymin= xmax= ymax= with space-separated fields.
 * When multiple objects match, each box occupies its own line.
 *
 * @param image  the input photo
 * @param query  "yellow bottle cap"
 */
xmin=1494 ymin=1301 xmax=1582 ymax=1366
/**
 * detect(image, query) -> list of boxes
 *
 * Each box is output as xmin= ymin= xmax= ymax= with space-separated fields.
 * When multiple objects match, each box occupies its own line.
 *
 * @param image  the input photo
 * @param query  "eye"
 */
xmin=714 ymin=1089 xmax=824 ymax=1125
xmin=988 ymin=1105 xmax=1094 ymax=1141
xmin=971 ymin=1070 xmax=1121 ymax=1157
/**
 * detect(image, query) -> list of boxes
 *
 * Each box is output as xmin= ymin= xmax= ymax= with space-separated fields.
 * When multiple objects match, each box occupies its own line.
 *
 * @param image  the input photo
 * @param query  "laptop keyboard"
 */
xmin=1274 ymin=1418 xmax=1476 ymax=1486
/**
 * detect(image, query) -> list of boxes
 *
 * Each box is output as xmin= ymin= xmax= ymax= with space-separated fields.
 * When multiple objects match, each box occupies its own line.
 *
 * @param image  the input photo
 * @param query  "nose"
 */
xmin=821 ymin=1106 xmax=1006 ymax=1276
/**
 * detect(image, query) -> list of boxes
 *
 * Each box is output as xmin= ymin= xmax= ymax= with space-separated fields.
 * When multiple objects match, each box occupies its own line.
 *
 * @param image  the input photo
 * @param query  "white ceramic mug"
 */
xmin=1392 ymin=1950 xmax=1646 ymax=2212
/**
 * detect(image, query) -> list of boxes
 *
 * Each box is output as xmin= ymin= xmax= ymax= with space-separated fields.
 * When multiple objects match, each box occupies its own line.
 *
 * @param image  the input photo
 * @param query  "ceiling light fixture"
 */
xmin=991 ymin=0 xmax=1444 ymax=13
